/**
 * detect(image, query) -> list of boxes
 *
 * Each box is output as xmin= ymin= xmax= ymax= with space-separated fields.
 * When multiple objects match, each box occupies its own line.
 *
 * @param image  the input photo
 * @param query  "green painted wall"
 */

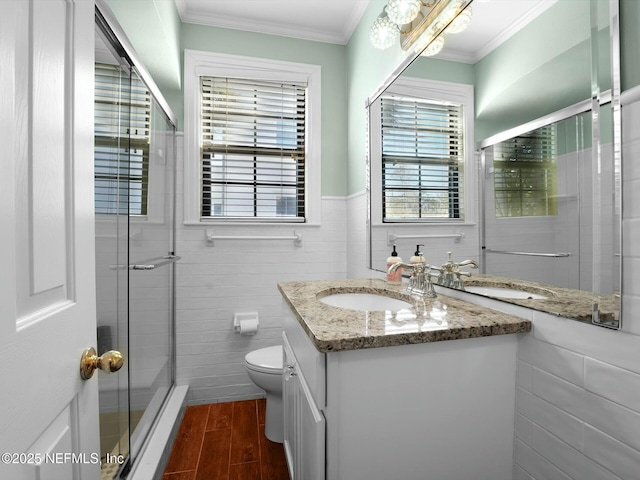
xmin=405 ymin=56 xmax=475 ymax=85
xmin=346 ymin=0 xmax=416 ymax=196
xmin=181 ymin=24 xmax=348 ymax=196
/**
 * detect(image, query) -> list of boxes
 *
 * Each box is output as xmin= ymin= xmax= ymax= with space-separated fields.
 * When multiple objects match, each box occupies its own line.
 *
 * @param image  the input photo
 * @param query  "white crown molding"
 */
xmin=436 ymin=48 xmax=475 ymax=64
xmin=176 ymin=0 xmax=370 ymax=45
xmin=472 ymin=0 xmax=558 ymax=62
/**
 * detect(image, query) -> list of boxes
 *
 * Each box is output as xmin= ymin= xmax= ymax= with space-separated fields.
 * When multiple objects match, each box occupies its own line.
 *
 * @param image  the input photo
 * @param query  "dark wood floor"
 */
xmin=162 ymin=399 xmax=290 ymax=480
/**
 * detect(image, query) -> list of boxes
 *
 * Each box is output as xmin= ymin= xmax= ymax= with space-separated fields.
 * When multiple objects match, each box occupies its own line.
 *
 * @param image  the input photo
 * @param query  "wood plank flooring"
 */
xmin=162 ymin=399 xmax=290 ymax=480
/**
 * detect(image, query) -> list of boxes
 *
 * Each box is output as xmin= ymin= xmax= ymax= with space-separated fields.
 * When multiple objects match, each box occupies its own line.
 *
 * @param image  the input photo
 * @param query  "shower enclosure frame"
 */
xmin=95 ymin=1 xmax=179 ymax=477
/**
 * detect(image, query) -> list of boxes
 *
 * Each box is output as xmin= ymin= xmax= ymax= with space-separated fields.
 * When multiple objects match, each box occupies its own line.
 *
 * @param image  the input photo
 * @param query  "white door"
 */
xmin=0 ymin=1 xmax=101 ymax=479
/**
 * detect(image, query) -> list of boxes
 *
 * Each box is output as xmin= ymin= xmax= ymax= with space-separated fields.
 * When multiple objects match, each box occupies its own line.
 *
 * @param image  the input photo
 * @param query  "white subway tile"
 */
xmin=515 ymin=439 xmax=573 ymax=480
xmin=515 ymin=412 xmax=533 ymax=444
xmin=519 ymin=336 xmax=585 ymax=386
xmin=585 ymin=357 xmax=640 ymax=414
xmin=531 ymin=312 xmax=640 ymax=374
xmin=517 ymin=387 xmax=584 ymax=451
xmin=583 ymin=425 xmax=640 ymax=480
xmin=517 ymin=360 xmax=534 ymax=391
xmin=532 ymin=369 xmax=588 ymax=418
xmin=530 ymin=423 xmax=621 ymax=480
xmin=582 ymin=388 xmax=640 ymax=453
xmin=513 ymin=464 xmax=535 ymax=480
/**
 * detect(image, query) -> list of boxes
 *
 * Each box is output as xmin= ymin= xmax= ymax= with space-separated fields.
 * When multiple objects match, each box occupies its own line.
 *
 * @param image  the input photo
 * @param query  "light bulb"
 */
xmin=420 ymin=36 xmax=445 ymax=57
xmin=447 ymin=6 xmax=472 ymax=34
xmin=370 ymin=13 xmax=400 ymax=50
xmin=386 ymin=0 xmax=422 ymax=25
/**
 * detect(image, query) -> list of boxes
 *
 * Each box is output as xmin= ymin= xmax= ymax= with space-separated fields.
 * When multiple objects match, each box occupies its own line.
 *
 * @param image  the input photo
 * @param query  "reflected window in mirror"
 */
xmin=381 ymin=96 xmax=464 ymax=221
xmin=493 ymin=125 xmax=558 ymax=218
xmin=370 ymin=77 xmax=474 ymax=226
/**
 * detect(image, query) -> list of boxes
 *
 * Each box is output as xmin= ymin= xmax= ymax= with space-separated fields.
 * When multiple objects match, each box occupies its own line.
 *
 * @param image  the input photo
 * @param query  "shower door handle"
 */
xmin=131 ymin=255 xmax=181 ymax=270
xmin=109 ymin=255 xmax=181 ymax=271
xmin=79 ymin=347 xmax=125 ymax=380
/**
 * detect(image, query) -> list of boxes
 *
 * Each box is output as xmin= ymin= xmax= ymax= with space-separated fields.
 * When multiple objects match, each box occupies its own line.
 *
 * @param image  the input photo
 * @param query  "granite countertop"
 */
xmin=277 ymin=278 xmax=531 ymax=353
xmin=462 ymin=274 xmax=619 ymax=325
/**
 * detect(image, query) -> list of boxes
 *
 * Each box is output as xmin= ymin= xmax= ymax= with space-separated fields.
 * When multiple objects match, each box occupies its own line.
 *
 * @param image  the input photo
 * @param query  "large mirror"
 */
xmin=367 ymin=0 xmax=621 ymax=328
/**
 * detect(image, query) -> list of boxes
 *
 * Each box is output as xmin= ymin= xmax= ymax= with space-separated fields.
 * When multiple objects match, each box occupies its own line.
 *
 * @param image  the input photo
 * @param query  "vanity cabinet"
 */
xmin=281 ymin=293 xmax=523 ymax=480
xmin=282 ymin=334 xmax=325 ymax=480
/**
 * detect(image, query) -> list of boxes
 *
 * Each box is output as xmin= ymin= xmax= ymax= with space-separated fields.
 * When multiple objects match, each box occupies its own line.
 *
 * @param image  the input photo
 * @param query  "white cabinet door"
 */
xmin=0 ymin=1 xmax=100 ymax=479
xmin=283 ymin=334 xmax=325 ymax=480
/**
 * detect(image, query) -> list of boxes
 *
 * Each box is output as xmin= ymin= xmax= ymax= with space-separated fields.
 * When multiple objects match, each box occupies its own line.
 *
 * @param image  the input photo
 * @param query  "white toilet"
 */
xmin=245 ymin=345 xmax=283 ymax=443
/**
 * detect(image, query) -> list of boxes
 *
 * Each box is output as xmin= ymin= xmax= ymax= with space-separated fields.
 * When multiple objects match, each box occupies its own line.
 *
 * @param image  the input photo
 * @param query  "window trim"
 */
xmin=370 ymin=76 xmax=475 ymax=226
xmin=184 ymin=50 xmax=321 ymax=225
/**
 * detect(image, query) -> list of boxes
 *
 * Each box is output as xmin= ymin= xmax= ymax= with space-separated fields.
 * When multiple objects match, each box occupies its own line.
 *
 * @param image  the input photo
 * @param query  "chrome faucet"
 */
xmin=389 ymin=261 xmax=439 ymax=298
xmin=437 ymin=252 xmax=479 ymax=290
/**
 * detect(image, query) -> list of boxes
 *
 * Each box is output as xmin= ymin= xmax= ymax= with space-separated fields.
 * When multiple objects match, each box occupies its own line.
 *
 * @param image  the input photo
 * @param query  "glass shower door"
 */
xmin=127 ymin=90 xmax=176 ymax=464
xmin=94 ymin=14 xmax=177 ymax=479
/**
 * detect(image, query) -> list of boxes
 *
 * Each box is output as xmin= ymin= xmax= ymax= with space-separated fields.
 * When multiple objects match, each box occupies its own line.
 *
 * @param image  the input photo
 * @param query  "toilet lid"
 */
xmin=245 ymin=345 xmax=282 ymax=374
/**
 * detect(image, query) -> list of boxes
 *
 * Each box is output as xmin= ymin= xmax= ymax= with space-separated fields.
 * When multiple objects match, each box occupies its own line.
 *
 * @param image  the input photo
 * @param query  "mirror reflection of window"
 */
xmin=380 ymin=95 xmax=464 ymax=221
xmin=493 ymin=125 xmax=558 ymax=218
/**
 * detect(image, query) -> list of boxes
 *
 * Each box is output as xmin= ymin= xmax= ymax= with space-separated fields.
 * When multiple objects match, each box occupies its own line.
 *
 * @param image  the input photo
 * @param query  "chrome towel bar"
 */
xmin=387 ymin=232 xmax=464 ymax=245
xmin=484 ymin=248 xmax=570 ymax=258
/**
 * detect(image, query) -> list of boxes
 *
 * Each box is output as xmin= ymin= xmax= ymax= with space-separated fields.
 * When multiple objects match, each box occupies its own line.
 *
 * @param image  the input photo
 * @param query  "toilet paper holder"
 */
xmin=233 ymin=312 xmax=259 ymax=335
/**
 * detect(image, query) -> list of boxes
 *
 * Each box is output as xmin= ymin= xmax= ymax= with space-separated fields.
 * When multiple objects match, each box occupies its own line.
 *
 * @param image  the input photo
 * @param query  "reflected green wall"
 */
xmin=620 ymin=0 xmax=640 ymax=91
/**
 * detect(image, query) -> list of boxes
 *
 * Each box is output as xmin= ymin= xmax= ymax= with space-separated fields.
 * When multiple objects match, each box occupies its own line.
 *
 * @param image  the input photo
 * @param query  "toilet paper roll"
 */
xmin=238 ymin=318 xmax=259 ymax=335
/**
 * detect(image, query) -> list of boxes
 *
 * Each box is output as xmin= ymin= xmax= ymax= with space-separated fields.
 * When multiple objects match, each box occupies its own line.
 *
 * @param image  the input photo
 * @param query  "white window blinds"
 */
xmin=493 ymin=125 xmax=558 ymax=218
xmin=94 ymin=63 xmax=151 ymax=215
xmin=200 ymin=76 xmax=306 ymax=220
xmin=381 ymin=95 xmax=464 ymax=221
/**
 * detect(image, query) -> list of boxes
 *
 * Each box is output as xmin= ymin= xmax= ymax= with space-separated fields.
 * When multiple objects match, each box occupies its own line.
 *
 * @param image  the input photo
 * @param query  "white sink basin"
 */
xmin=465 ymin=285 xmax=549 ymax=300
xmin=318 ymin=293 xmax=412 ymax=311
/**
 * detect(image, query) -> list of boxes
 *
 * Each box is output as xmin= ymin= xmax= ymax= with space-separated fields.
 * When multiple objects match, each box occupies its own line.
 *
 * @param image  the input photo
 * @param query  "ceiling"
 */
xmin=174 ymin=0 xmax=557 ymax=61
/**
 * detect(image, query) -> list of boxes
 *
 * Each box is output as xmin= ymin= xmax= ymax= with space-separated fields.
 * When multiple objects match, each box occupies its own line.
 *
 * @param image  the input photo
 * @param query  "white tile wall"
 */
xmin=514 ymin=309 xmax=640 ymax=479
xmin=513 ymin=99 xmax=640 ymax=480
xmin=174 ymin=135 xmax=348 ymax=405
xmin=622 ymin=99 xmax=640 ymax=335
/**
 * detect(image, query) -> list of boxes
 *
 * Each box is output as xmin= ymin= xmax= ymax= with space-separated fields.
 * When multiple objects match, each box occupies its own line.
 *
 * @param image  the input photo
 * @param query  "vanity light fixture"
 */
xmin=386 ymin=0 xmax=422 ymax=25
xmin=420 ymin=35 xmax=445 ymax=56
xmin=444 ymin=3 xmax=472 ymax=33
xmin=370 ymin=0 xmax=472 ymax=53
xmin=370 ymin=10 xmax=400 ymax=50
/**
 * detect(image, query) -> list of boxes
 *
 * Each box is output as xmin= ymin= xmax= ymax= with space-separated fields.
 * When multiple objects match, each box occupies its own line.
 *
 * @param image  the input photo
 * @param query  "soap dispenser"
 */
xmin=410 ymin=244 xmax=425 ymax=265
xmin=386 ymin=244 xmax=403 ymax=284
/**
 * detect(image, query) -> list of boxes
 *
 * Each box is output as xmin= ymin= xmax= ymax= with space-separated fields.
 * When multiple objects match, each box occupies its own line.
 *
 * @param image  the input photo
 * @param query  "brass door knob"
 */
xmin=80 ymin=347 xmax=125 ymax=380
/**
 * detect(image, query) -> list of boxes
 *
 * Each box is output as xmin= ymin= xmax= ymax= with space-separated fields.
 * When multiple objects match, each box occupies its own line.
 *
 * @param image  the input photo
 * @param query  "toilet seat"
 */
xmin=245 ymin=345 xmax=282 ymax=374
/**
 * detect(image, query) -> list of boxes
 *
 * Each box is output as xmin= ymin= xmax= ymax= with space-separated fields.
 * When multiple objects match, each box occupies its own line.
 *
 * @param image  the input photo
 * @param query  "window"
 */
xmin=493 ymin=125 xmax=558 ymax=218
xmin=183 ymin=51 xmax=321 ymax=225
xmin=200 ymin=76 xmax=306 ymax=220
xmin=370 ymin=77 xmax=473 ymax=226
xmin=94 ymin=63 xmax=151 ymax=215
xmin=380 ymin=96 xmax=464 ymax=221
